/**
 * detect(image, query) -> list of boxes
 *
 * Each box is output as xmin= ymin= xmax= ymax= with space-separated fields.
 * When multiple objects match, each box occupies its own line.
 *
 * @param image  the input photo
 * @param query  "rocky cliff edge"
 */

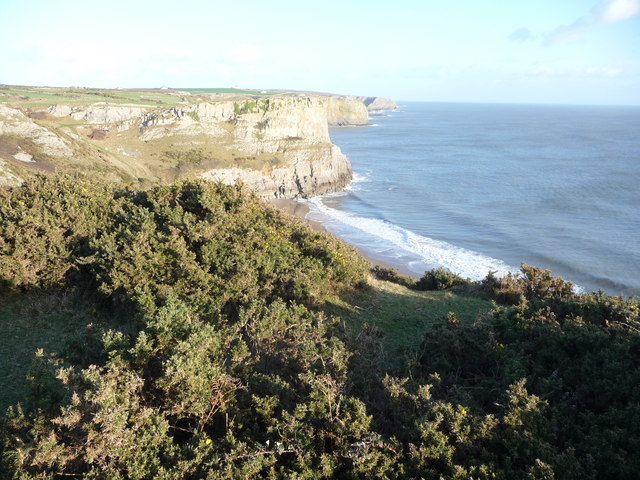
xmin=0 ymin=88 xmax=380 ymax=198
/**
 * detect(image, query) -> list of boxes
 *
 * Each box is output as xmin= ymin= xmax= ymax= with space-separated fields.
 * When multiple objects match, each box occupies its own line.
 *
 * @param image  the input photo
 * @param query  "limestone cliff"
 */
xmin=354 ymin=96 xmax=398 ymax=112
xmin=201 ymin=143 xmax=350 ymax=198
xmin=0 ymin=87 xmax=391 ymax=197
xmin=323 ymin=97 xmax=369 ymax=126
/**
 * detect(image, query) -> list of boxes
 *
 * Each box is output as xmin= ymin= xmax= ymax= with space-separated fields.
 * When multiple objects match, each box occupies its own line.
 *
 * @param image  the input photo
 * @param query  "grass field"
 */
xmin=0 ymin=85 xmax=285 ymax=109
xmin=183 ymin=87 xmax=285 ymax=96
xmin=0 ymin=85 xmax=189 ymax=108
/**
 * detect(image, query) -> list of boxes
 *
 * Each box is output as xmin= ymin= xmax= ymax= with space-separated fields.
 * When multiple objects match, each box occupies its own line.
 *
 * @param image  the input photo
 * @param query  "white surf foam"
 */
xmin=351 ymin=171 xmax=371 ymax=184
xmin=342 ymin=172 xmax=372 ymax=193
xmin=305 ymin=197 xmax=517 ymax=281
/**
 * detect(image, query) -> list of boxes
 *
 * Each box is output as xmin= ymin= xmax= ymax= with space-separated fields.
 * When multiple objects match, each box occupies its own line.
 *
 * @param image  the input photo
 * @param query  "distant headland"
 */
xmin=0 ymin=85 xmax=396 ymax=198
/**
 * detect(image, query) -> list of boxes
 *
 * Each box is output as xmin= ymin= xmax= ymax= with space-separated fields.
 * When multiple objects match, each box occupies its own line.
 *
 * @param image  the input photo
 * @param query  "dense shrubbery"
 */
xmin=0 ymin=174 xmax=119 ymax=289
xmin=372 ymin=299 xmax=640 ymax=479
xmin=414 ymin=267 xmax=469 ymax=291
xmin=482 ymin=263 xmax=575 ymax=305
xmin=1 ymin=175 xmax=639 ymax=479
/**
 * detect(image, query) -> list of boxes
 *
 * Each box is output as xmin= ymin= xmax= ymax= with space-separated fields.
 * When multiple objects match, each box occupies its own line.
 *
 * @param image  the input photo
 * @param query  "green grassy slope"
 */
xmin=326 ymin=277 xmax=491 ymax=354
xmin=0 ymin=292 xmax=93 ymax=412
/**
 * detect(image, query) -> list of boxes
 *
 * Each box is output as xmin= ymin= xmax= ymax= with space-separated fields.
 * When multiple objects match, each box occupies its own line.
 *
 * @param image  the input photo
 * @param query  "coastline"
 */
xmin=269 ymin=198 xmax=417 ymax=278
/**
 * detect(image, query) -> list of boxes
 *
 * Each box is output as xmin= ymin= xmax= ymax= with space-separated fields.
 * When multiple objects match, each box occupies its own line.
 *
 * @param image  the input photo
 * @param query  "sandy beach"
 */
xmin=269 ymin=199 xmax=329 ymax=234
xmin=269 ymin=198 xmax=417 ymax=278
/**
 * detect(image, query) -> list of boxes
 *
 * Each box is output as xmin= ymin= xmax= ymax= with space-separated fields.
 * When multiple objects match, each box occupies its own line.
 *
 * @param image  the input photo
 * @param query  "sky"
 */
xmin=1 ymin=0 xmax=639 ymax=105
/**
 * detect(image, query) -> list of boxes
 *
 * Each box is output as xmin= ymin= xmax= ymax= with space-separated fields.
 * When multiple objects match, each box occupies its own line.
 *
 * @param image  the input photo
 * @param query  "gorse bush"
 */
xmin=483 ymin=263 xmax=575 ymax=305
xmin=88 ymin=180 xmax=367 ymax=318
xmin=394 ymin=296 xmax=640 ymax=479
xmin=370 ymin=265 xmax=415 ymax=288
xmin=1 ymin=174 xmax=639 ymax=479
xmin=414 ymin=267 xmax=469 ymax=291
xmin=0 ymin=174 xmax=376 ymax=479
xmin=0 ymin=174 xmax=120 ymax=289
xmin=0 ymin=174 xmax=366 ymax=309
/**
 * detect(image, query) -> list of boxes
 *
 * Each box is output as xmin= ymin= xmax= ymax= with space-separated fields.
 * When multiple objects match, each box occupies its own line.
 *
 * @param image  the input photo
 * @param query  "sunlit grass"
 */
xmin=0 ymin=86 xmax=184 ymax=107
xmin=325 ymin=276 xmax=493 ymax=354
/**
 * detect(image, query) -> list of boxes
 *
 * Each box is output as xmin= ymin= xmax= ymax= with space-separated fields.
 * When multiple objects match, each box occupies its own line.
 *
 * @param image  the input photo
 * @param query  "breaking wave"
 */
xmin=304 ymin=197 xmax=517 ymax=281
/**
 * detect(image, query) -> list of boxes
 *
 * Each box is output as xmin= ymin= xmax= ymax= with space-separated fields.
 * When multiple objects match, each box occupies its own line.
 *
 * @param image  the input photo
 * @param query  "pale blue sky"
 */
xmin=1 ymin=0 xmax=638 ymax=104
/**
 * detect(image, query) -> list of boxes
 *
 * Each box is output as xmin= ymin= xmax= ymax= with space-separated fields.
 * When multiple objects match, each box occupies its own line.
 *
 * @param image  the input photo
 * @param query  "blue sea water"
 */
xmin=304 ymin=102 xmax=640 ymax=296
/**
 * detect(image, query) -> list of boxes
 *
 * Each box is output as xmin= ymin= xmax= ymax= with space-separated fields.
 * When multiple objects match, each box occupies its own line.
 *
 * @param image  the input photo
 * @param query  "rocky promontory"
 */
xmin=324 ymin=97 xmax=369 ymax=126
xmin=0 ymin=87 xmax=388 ymax=198
xmin=354 ymin=96 xmax=398 ymax=112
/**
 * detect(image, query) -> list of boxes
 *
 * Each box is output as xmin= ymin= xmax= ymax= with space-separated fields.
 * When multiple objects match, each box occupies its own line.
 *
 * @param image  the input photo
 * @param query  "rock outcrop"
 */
xmin=0 ymin=105 xmax=74 ymax=157
xmin=0 ymin=158 xmax=22 ymax=186
xmin=201 ymin=144 xmax=351 ymax=198
xmin=354 ymin=96 xmax=397 ymax=112
xmin=323 ymin=97 xmax=369 ymax=126
xmin=0 ymin=91 xmax=379 ymax=198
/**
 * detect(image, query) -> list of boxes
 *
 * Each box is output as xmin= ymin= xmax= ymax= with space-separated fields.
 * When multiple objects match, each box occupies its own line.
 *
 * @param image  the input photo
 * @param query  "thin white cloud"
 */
xmin=545 ymin=0 xmax=640 ymax=45
xmin=508 ymin=27 xmax=535 ymax=42
xmin=602 ymin=0 xmax=640 ymax=21
xmin=527 ymin=64 xmax=623 ymax=78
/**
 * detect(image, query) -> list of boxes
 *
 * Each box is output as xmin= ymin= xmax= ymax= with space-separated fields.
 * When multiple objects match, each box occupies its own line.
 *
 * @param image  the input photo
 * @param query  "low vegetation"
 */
xmin=0 ymin=85 xmax=284 ymax=109
xmin=0 ymin=86 xmax=185 ymax=108
xmin=186 ymin=88 xmax=283 ymax=96
xmin=0 ymin=175 xmax=638 ymax=479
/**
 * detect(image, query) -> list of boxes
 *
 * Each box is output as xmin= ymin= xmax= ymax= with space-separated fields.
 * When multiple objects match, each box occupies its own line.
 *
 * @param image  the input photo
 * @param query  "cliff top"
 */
xmin=0 ymin=85 xmax=396 ymax=110
xmin=0 ymin=85 xmax=305 ymax=109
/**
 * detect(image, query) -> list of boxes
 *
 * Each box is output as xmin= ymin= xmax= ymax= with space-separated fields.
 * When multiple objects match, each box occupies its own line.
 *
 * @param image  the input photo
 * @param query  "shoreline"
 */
xmin=269 ymin=198 xmax=419 ymax=279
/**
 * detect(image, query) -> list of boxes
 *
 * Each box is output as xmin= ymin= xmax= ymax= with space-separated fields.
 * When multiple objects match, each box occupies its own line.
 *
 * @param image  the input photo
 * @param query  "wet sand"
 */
xmin=269 ymin=198 xmax=417 ymax=278
xmin=269 ymin=199 xmax=329 ymax=234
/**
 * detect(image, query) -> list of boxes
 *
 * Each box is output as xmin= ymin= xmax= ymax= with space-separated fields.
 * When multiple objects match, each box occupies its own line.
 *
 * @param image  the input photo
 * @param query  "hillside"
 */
xmin=0 ymin=86 xmax=372 ymax=197
xmin=1 ymin=175 xmax=639 ymax=479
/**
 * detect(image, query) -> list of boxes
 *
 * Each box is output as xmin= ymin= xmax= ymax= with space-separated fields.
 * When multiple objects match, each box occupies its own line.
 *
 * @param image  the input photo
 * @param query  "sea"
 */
xmin=302 ymin=102 xmax=640 ymax=297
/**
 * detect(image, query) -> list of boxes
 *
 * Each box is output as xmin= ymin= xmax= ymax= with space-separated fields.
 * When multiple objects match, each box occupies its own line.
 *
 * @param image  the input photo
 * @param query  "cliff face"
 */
xmin=201 ymin=144 xmax=351 ymax=198
xmin=324 ymin=97 xmax=369 ymax=126
xmin=354 ymin=96 xmax=398 ymax=112
xmin=195 ymin=97 xmax=354 ymax=197
xmin=0 ymin=91 xmax=374 ymax=198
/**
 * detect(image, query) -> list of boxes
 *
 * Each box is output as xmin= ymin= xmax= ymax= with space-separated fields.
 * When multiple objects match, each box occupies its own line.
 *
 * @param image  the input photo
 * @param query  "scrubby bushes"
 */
xmin=371 ymin=266 xmax=470 ymax=291
xmin=87 ymin=180 xmax=367 ymax=318
xmin=414 ymin=267 xmax=469 ymax=291
xmin=0 ymin=174 xmax=367 ymax=310
xmin=483 ymin=263 xmax=575 ymax=304
xmin=0 ymin=174 xmax=120 ymax=289
xmin=0 ymin=174 xmax=376 ymax=479
xmin=3 ymin=299 xmax=377 ymax=479
xmin=380 ymin=293 xmax=640 ymax=479
xmin=1 ymin=175 xmax=639 ymax=479
xmin=370 ymin=265 xmax=415 ymax=288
